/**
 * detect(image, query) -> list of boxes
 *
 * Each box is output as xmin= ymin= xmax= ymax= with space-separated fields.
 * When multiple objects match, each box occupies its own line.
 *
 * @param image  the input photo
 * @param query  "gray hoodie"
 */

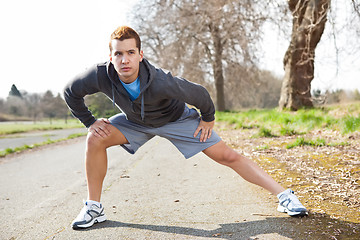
xmin=64 ymin=58 xmax=215 ymax=128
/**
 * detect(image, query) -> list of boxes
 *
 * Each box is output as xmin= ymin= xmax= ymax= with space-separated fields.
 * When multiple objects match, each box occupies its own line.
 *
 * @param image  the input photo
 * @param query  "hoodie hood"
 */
xmin=106 ymin=58 xmax=154 ymax=93
xmin=106 ymin=58 xmax=155 ymax=121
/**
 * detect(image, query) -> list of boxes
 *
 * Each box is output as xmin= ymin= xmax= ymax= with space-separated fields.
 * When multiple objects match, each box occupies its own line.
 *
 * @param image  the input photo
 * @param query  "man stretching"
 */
xmin=64 ymin=26 xmax=307 ymax=229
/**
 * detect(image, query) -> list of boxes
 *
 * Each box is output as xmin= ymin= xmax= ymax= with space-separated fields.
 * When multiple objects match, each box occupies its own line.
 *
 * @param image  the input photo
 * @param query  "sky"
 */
xmin=259 ymin=1 xmax=360 ymax=93
xmin=0 ymin=0 xmax=359 ymax=99
xmin=0 ymin=0 xmax=138 ymax=99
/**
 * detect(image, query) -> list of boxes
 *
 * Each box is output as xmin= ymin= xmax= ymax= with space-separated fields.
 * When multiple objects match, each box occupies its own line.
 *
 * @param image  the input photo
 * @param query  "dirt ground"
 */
xmin=217 ymin=124 xmax=360 ymax=239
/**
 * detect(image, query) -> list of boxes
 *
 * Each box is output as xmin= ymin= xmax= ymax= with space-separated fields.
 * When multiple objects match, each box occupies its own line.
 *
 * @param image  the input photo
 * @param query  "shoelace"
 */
xmin=280 ymin=197 xmax=291 ymax=207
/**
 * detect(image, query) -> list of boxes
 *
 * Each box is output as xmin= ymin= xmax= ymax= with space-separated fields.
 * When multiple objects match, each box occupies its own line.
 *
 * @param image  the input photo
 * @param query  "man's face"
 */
xmin=110 ymin=38 xmax=143 ymax=83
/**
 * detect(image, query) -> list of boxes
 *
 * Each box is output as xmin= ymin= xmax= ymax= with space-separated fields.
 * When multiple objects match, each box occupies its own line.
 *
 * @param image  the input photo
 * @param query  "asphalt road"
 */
xmin=0 ymin=134 xmax=305 ymax=240
xmin=0 ymin=128 xmax=88 ymax=151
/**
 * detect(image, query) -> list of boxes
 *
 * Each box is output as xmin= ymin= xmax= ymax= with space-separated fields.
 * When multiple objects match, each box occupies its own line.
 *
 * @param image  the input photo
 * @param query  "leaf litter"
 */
xmin=217 ymin=125 xmax=360 ymax=239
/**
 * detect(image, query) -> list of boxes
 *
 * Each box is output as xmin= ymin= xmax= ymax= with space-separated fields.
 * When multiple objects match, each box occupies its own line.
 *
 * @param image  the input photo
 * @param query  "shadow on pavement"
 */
xmin=77 ymin=213 xmax=360 ymax=239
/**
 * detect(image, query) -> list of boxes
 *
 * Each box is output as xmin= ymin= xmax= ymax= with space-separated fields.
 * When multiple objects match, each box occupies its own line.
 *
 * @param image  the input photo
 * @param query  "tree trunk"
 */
xmin=279 ymin=0 xmax=330 ymax=110
xmin=211 ymin=24 xmax=226 ymax=111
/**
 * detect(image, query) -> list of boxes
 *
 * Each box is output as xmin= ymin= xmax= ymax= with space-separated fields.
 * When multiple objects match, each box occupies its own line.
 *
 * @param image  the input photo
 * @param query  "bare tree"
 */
xmin=131 ymin=0 xmax=267 ymax=111
xmin=130 ymin=0 xmax=360 ymax=111
xmin=278 ymin=0 xmax=331 ymax=110
xmin=53 ymin=93 xmax=70 ymax=123
xmin=278 ymin=0 xmax=360 ymax=110
xmin=24 ymin=92 xmax=41 ymax=123
xmin=42 ymin=90 xmax=57 ymax=124
xmin=224 ymin=62 xmax=282 ymax=109
xmin=352 ymin=0 xmax=360 ymax=17
xmin=6 ymin=95 xmax=26 ymax=117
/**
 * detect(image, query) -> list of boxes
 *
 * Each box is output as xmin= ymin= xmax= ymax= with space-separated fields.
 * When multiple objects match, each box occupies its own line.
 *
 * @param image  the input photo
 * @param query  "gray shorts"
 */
xmin=109 ymin=106 xmax=222 ymax=159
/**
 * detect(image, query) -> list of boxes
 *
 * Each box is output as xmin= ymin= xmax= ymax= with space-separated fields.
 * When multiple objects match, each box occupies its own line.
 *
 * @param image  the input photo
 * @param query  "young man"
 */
xmin=64 ymin=26 xmax=307 ymax=229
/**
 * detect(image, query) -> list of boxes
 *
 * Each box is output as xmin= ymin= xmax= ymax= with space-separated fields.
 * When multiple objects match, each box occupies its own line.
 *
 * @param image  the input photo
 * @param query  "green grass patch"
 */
xmin=215 ymin=102 xmax=360 ymax=136
xmin=279 ymin=126 xmax=300 ymax=136
xmin=254 ymin=127 xmax=277 ymax=138
xmin=328 ymin=141 xmax=350 ymax=147
xmin=0 ymin=132 xmax=87 ymax=157
xmin=0 ymin=119 xmax=83 ymax=135
xmin=342 ymin=116 xmax=360 ymax=134
xmin=286 ymin=137 xmax=326 ymax=149
xmin=68 ymin=133 xmax=87 ymax=139
xmin=285 ymin=137 xmax=349 ymax=149
xmin=255 ymin=145 xmax=269 ymax=150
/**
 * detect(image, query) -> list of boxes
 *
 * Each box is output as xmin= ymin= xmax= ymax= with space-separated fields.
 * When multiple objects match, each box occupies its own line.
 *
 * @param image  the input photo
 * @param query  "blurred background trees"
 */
xmin=0 ymin=85 xmax=69 ymax=122
xmin=0 ymin=84 xmax=119 ymax=122
xmin=131 ymin=0 xmax=360 ymax=111
xmin=1 ymin=0 xmax=359 ymax=122
xmin=132 ymin=0 xmax=271 ymax=111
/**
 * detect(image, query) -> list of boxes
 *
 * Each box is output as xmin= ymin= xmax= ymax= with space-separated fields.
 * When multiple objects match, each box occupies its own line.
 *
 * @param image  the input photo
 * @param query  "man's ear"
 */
xmin=139 ymin=50 xmax=144 ymax=62
xmin=109 ymin=53 xmax=113 ymax=62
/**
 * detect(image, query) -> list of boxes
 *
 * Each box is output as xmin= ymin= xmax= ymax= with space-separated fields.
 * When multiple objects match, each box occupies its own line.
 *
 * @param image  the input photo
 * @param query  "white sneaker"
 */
xmin=71 ymin=201 xmax=106 ymax=229
xmin=277 ymin=189 xmax=308 ymax=217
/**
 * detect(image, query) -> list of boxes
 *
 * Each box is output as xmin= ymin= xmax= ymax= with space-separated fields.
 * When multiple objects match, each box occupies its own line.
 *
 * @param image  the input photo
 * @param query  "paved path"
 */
xmin=0 ymin=128 xmax=87 ymax=151
xmin=0 ymin=136 xmax=305 ymax=240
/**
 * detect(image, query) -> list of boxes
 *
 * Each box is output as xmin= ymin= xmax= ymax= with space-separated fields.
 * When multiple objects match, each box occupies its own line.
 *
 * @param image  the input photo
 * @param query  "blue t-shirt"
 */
xmin=120 ymin=77 xmax=141 ymax=101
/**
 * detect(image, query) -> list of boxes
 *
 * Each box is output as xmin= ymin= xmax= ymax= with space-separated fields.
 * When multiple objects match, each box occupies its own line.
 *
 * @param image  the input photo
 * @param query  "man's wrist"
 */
xmin=201 ymin=115 xmax=215 ymax=122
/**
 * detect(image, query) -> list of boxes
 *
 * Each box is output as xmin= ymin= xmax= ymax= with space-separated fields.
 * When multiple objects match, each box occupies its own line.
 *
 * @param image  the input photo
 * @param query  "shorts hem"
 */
xmin=183 ymin=137 xmax=222 ymax=159
xmin=110 ymin=122 xmax=141 ymax=155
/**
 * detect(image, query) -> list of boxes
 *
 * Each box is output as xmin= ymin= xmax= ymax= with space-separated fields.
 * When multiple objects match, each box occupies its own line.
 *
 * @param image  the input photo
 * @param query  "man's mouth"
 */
xmin=122 ymin=67 xmax=131 ymax=71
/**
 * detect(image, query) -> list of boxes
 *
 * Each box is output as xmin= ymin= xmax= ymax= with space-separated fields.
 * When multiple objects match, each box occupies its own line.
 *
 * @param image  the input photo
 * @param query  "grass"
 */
xmin=342 ymin=116 xmax=360 ymax=133
xmin=216 ymin=102 xmax=360 ymax=137
xmin=217 ymin=103 xmax=360 ymax=229
xmin=255 ymin=127 xmax=277 ymax=138
xmin=2 ymin=103 xmax=359 ymax=155
xmin=285 ymin=137 xmax=350 ymax=149
xmin=0 ymin=119 xmax=86 ymax=157
xmin=0 ymin=132 xmax=87 ymax=157
xmin=286 ymin=137 xmax=326 ymax=149
xmin=0 ymin=119 xmax=83 ymax=135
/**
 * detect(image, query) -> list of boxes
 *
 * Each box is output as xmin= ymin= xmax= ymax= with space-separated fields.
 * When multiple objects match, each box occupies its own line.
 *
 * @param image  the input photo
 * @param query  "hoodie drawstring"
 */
xmin=112 ymin=84 xmax=115 ymax=108
xmin=112 ymin=82 xmax=145 ymax=122
xmin=141 ymin=94 xmax=145 ymax=121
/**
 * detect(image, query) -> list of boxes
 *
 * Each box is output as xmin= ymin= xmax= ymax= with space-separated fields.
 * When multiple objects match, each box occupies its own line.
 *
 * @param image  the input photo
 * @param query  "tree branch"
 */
xmin=352 ymin=0 xmax=360 ymax=18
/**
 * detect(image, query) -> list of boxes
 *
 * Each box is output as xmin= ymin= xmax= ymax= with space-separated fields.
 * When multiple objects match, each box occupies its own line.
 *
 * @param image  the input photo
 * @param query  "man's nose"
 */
xmin=121 ymin=55 xmax=129 ymax=63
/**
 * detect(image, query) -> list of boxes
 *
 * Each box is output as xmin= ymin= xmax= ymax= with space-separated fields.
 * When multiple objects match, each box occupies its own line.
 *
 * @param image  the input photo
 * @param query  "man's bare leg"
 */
xmin=203 ymin=140 xmax=285 ymax=195
xmin=72 ymin=120 xmax=129 ymax=229
xmin=85 ymin=122 xmax=129 ymax=202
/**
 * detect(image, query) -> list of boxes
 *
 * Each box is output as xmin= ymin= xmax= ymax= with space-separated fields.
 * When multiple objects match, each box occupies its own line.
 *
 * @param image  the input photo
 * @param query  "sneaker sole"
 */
xmin=72 ymin=215 xmax=107 ymax=229
xmin=277 ymin=205 xmax=308 ymax=217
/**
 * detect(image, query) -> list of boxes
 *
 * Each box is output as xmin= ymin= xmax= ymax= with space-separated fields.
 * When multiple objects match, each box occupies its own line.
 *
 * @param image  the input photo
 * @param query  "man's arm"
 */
xmin=163 ymin=73 xmax=216 ymax=142
xmin=166 ymin=75 xmax=216 ymax=122
xmin=63 ymin=65 xmax=101 ymax=128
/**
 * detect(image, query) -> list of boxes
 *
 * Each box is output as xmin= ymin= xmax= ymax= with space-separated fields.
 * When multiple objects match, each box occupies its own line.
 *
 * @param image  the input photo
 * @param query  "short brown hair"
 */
xmin=109 ymin=26 xmax=141 ymax=52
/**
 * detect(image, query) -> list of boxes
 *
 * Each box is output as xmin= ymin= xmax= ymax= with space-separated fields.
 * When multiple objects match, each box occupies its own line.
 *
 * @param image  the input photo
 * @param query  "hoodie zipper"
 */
xmin=108 ymin=60 xmax=151 ymax=123
xmin=113 ymin=82 xmax=145 ymax=123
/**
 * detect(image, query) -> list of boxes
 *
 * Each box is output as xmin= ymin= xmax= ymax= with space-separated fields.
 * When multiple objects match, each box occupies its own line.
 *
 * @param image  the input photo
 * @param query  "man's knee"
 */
xmin=86 ymin=132 xmax=108 ymax=149
xmin=220 ymin=148 xmax=240 ymax=166
xmin=204 ymin=141 xmax=240 ymax=166
xmin=86 ymin=127 xmax=128 ymax=149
